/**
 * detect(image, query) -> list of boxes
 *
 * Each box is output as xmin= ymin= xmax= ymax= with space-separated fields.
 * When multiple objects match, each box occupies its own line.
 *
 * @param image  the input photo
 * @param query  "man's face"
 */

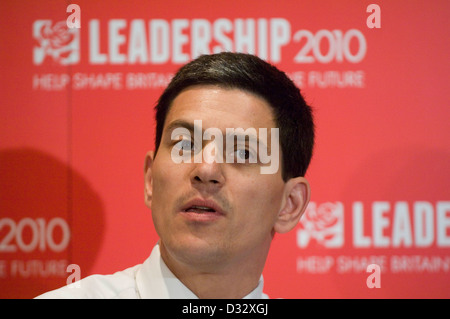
xmin=146 ymin=85 xmax=289 ymax=269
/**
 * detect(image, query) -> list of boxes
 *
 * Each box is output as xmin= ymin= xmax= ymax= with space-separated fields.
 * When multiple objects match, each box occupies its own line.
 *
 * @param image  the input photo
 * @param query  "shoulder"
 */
xmin=35 ymin=264 xmax=142 ymax=299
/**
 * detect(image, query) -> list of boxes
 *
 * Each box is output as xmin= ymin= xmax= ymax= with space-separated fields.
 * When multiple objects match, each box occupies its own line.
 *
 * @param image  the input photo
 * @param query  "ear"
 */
xmin=274 ymin=176 xmax=311 ymax=234
xmin=144 ymin=151 xmax=154 ymax=209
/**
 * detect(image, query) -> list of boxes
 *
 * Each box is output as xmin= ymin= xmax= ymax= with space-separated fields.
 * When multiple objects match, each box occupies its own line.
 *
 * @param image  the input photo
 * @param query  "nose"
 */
xmin=190 ymin=154 xmax=225 ymax=192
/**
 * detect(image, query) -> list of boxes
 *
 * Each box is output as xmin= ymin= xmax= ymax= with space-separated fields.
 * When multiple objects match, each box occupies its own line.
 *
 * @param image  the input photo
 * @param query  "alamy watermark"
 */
xmin=170 ymin=120 xmax=280 ymax=174
xmin=66 ymin=264 xmax=81 ymax=288
xmin=366 ymin=263 xmax=381 ymax=288
xmin=66 ymin=4 xmax=81 ymax=29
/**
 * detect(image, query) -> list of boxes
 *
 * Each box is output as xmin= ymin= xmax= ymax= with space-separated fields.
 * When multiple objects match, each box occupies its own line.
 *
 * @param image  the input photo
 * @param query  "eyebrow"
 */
xmin=164 ymin=119 xmax=197 ymax=135
xmin=225 ymin=129 xmax=265 ymax=149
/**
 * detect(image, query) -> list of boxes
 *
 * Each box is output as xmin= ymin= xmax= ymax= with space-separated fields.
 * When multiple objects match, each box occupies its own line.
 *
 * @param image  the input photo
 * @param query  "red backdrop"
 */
xmin=1 ymin=0 xmax=449 ymax=298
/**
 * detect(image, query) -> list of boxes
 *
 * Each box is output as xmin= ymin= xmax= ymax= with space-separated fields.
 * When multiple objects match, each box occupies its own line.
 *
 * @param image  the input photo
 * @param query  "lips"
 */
xmin=180 ymin=198 xmax=225 ymax=221
xmin=185 ymin=205 xmax=216 ymax=213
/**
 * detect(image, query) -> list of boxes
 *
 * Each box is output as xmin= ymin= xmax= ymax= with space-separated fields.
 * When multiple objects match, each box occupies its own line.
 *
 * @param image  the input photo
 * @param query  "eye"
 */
xmin=173 ymin=139 xmax=195 ymax=152
xmin=236 ymin=149 xmax=250 ymax=160
xmin=233 ymin=147 xmax=257 ymax=163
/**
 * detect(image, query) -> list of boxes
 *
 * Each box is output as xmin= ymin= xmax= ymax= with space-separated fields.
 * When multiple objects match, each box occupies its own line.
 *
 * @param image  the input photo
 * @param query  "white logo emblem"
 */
xmin=297 ymin=202 xmax=344 ymax=248
xmin=33 ymin=20 xmax=79 ymax=65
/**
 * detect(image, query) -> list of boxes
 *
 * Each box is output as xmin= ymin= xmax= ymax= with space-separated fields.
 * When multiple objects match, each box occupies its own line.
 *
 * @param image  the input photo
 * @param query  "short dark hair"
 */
xmin=154 ymin=52 xmax=314 ymax=180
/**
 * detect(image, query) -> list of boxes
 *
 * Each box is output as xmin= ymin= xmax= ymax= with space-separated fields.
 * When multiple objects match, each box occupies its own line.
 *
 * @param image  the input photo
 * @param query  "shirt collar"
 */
xmin=135 ymin=243 xmax=266 ymax=299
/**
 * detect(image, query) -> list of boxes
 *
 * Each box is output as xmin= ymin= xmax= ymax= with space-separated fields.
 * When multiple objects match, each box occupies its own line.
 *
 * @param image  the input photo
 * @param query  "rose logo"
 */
xmin=297 ymin=202 xmax=344 ymax=248
xmin=33 ymin=20 xmax=79 ymax=65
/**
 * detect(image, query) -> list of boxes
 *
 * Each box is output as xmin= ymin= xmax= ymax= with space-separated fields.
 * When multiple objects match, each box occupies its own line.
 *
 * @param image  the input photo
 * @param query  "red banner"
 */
xmin=1 ymin=0 xmax=449 ymax=298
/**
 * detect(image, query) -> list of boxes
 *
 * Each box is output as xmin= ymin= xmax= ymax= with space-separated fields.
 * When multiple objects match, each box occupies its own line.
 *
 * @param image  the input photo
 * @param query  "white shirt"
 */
xmin=36 ymin=244 xmax=269 ymax=299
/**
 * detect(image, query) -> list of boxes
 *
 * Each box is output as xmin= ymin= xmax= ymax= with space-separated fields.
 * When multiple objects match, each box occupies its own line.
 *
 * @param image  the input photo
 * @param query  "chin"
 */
xmin=164 ymin=235 xmax=229 ymax=265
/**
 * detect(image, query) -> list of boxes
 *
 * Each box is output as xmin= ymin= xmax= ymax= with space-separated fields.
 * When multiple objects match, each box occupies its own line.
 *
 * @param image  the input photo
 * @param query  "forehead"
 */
xmin=164 ymin=85 xmax=276 ymax=130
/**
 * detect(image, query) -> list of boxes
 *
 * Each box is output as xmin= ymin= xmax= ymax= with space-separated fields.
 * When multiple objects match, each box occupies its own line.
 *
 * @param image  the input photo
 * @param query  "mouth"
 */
xmin=184 ymin=205 xmax=217 ymax=213
xmin=180 ymin=199 xmax=225 ymax=222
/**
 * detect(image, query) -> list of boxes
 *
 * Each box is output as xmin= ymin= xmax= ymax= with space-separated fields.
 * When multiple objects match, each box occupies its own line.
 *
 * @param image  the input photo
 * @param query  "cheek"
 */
xmin=150 ymin=160 xmax=178 ymax=216
xmin=227 ymin=184 xmax=282 ymax=250
xmin=152 ymin=154 xmax=182 ymax=190
xmin=233 ymin=177 xmax=284 ymax=225
xmin=150 ymin=163 xmax=182 ymax=240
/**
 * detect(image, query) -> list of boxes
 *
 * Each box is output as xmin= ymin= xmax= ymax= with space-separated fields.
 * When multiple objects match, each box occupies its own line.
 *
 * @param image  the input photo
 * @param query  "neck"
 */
xmin=159 ymin=240 xmax=269 ymax=299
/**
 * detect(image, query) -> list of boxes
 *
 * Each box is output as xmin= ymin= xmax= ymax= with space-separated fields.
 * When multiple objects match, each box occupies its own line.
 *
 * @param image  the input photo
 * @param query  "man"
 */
xmin=37 ymin=52 xmax=314 ymax=299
